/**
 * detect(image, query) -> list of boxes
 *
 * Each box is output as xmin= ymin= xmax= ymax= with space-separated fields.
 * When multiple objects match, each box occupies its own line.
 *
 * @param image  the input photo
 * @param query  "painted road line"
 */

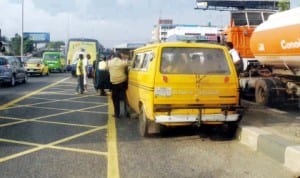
xmin=20 ymin=103 xmax=106 ymax=113
xmin=0 ymin=77 xmax=70 ymax=110
xmin=0 ymin=104 xmax=107 ymax=128
xmin=34 ymin=119 xmax=101 ymax=128
xmin=8 ymin=95 xmax=105 ymax=109
xmin=0 ymin=138 xmax=41 ymax=147
xmin=49 ymin=145 xmax=107 ymax=156
xmin=0 ymin=139 xmax=108 ymax=156
xmin=0 ymin=116 xmax=23 ymax=121
xmin=107 ymin=96 xmax=120 ymax=178
xmin=0 ymin=126 xmax=105 ymax=163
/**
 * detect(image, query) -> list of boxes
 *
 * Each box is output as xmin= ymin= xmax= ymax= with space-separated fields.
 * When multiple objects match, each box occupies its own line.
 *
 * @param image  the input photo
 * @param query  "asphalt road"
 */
xmin=0 ymin=72 xmax=296 ymax=178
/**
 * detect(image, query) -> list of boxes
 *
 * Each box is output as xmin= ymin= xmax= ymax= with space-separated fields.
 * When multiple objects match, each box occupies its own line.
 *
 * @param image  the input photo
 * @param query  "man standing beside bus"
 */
xmin=108 ymin=52 xmax=128 ymax=118
xmin=226 ymin=42 xmax=243 ymax=74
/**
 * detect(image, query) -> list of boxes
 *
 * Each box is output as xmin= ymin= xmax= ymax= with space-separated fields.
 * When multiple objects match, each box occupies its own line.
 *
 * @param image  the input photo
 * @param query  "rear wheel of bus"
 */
xmin=139 ymin=105 xmax=149 ymax=137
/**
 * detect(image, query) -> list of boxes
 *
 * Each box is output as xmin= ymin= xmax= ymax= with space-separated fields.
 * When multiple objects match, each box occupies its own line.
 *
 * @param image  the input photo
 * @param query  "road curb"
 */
xmin=237 ymin=126 xmax=300 ymax=174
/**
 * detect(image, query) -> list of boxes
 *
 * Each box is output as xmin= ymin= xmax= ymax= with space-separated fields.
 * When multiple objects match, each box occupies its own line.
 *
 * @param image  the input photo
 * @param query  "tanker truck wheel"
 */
xmin=255 ymin=79 xmax=274 ymax=106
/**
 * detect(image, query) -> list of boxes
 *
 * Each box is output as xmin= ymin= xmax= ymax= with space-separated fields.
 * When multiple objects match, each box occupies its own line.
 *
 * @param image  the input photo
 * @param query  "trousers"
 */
xmin=76 ymin=75 xmax=84 ymax=94
xmin=111 ymin=81 xmax=127 ymax=117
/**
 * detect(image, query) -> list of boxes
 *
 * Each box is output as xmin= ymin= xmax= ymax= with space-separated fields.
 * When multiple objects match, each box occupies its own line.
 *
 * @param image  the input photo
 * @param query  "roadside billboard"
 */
xmin=23 ymin=32 xmax=50 ymax=43
xmin=66 ymin=39 xmax=99 ymax=65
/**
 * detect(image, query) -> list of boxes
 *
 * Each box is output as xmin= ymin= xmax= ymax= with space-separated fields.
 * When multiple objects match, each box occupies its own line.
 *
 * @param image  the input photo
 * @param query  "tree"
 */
xmin=24 ymin=37 xmax=34 ymax=54
xmin=10 ymin=33 xmax=34 ymax=55
xmin=278 ymin=0 xmax=290 ymax=11
xmin=0 ymin=36 xmax=8 ymax=42
xmin=45 ymin=41 xmax=65 ymax=51
xmin=10 ymin=34 xmax=21 ymax=55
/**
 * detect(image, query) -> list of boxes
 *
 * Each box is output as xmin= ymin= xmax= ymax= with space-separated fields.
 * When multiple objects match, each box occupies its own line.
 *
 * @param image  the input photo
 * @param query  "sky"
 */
xmin=0 ymin=0 xmax=299 ymax=48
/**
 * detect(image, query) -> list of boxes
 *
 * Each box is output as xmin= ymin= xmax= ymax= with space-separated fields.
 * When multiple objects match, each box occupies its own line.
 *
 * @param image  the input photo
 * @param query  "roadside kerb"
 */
xmin=237 ymin=125 xmax=300 ymax=174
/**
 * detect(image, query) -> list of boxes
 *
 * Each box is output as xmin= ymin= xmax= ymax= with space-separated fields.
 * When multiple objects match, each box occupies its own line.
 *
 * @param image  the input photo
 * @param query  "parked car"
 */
xmin=25 ymin=57 xmax=49 ymax=76
xmin=0 ymin=56 xmax=28 ymax=86
xmin=43 ymin=51 xmax=66 ymax=73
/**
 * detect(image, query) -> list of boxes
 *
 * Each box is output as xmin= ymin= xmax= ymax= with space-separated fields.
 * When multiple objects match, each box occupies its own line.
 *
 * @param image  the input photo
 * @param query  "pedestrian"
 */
xmin=94 ymin=56 xmax=111 ymax=96
xmin=83 ymin=54 xmax=91 ymax=92
xmin=226 ymin=42 xmax=243 ymax=74
xmin=107 ymin=52 xmax=128 ymax=118
xmin=75 ymin=53 xmax=84 ymax=94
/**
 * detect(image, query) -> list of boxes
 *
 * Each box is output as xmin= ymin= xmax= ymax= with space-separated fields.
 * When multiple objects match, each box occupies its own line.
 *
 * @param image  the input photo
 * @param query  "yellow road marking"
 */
xmin=0 ymin=116 xmax=23 ymax=121
xmin=49 ymin=145 xmax=107 ymax=156
xmin=0 ymin=126 xmax=106 ymax=163
xmin=0 ymin=104 xmax=104 ymax=128
xmin=0 ymin=126 xmax=108 ymax=157
xmin=19 ymin=104 xmax=107 ymax=113
xmin=107 ymin=96 xmax=120 ymax=178
xmin=0 ymin=77 xmax=70 ymax=110
xmin=0 ymin=138 xmax=40 ymax=147
xmin=33 ymin=119 xmax=100 ymax=128
xmin=0 ymin=76 xmax=119 ymax=177
xmin=6 ymin=95 xmax=106 ymax=109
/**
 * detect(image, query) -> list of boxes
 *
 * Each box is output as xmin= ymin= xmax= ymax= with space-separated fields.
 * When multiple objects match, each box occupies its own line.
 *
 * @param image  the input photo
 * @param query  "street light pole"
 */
xmin=21 ymin=0 xmax=24 ymax=58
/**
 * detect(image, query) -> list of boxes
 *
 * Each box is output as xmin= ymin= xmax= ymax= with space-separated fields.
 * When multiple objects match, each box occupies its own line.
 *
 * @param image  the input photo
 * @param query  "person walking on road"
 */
xmin=107 ymin=52 xmax=128 ymax=118
xmin=75 ymin=53 xmax=84 ymax=94
xmin=83 ymin=54 xmax=91 ymax=93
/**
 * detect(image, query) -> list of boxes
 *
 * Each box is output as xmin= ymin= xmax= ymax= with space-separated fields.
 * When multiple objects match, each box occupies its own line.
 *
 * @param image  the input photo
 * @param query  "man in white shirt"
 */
xmin=226 ymin=42 xmax=243 ymax=74
xmin=83 ymin=54 xmax=90 ymax=92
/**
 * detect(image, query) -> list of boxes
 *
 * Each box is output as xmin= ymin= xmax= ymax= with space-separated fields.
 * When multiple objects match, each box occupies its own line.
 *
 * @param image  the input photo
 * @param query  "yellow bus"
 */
xmin=126 ymin=41 xmax=244 ymax=137
xmin=66 ymin=38 xmax=104 ymax=77
xmin=66 ymin=38 xmax=103 ymax=65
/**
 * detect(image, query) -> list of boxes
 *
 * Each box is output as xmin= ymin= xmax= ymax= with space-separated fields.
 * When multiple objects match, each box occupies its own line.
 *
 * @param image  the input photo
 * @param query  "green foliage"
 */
xmin=24 ymin=37 xmax=34 ymax=53
xmin=278 ymin=0 xmax=290 ymax=11
xmin=10 ymin=33 xmax=34 ymax=55
xmin=10 ymin=34 xmax=21 ymax=55
xmin=45 ymin=41 xmax=65 ymax=51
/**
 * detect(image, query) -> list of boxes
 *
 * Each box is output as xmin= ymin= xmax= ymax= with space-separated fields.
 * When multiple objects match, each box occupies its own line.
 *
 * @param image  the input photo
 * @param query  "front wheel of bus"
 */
xmin=139 ymin=105 xmax=149 ymax=137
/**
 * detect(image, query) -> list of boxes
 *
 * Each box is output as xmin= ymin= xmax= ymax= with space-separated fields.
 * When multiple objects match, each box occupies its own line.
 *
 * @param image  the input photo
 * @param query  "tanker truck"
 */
xmin=238 ymin=7 xmax=300 ymax=107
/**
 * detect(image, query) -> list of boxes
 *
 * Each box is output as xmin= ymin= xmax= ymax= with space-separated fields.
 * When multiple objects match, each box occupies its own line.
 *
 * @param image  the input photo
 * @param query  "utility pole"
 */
xmin=21 ymin=0 xmax=24 ymax=57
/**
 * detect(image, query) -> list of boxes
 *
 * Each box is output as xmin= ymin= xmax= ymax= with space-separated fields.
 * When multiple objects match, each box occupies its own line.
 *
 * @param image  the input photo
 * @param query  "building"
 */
xmin=167 ymin=25 xmax=221 ymax=42
xmin=151 ymin=18 xmax=221 ymax=43
xmin=151 ymin=19 xmax=175 ymax=43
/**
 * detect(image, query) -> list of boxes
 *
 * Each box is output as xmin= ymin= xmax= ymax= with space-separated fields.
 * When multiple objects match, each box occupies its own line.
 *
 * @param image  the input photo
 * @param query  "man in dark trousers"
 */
xmin=107 ymin=52 xmax=128 ymax=118
xmin=75 ymin=54 xmax=84 ymax=94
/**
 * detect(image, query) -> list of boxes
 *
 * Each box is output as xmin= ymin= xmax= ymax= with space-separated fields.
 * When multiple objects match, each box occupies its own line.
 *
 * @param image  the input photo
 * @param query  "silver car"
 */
xmin=0 ymin=56 xmax=28 ymax=86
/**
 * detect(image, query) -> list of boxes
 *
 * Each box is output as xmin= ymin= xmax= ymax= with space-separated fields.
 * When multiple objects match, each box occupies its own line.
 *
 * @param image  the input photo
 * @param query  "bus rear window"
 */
xmin=160 ymin=47 xmax=230 ymax=75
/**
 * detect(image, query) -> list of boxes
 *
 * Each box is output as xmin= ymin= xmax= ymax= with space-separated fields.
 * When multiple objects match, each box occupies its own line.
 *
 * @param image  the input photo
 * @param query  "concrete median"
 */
xmin=237 ymin=126 xmax=300 ymax=175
